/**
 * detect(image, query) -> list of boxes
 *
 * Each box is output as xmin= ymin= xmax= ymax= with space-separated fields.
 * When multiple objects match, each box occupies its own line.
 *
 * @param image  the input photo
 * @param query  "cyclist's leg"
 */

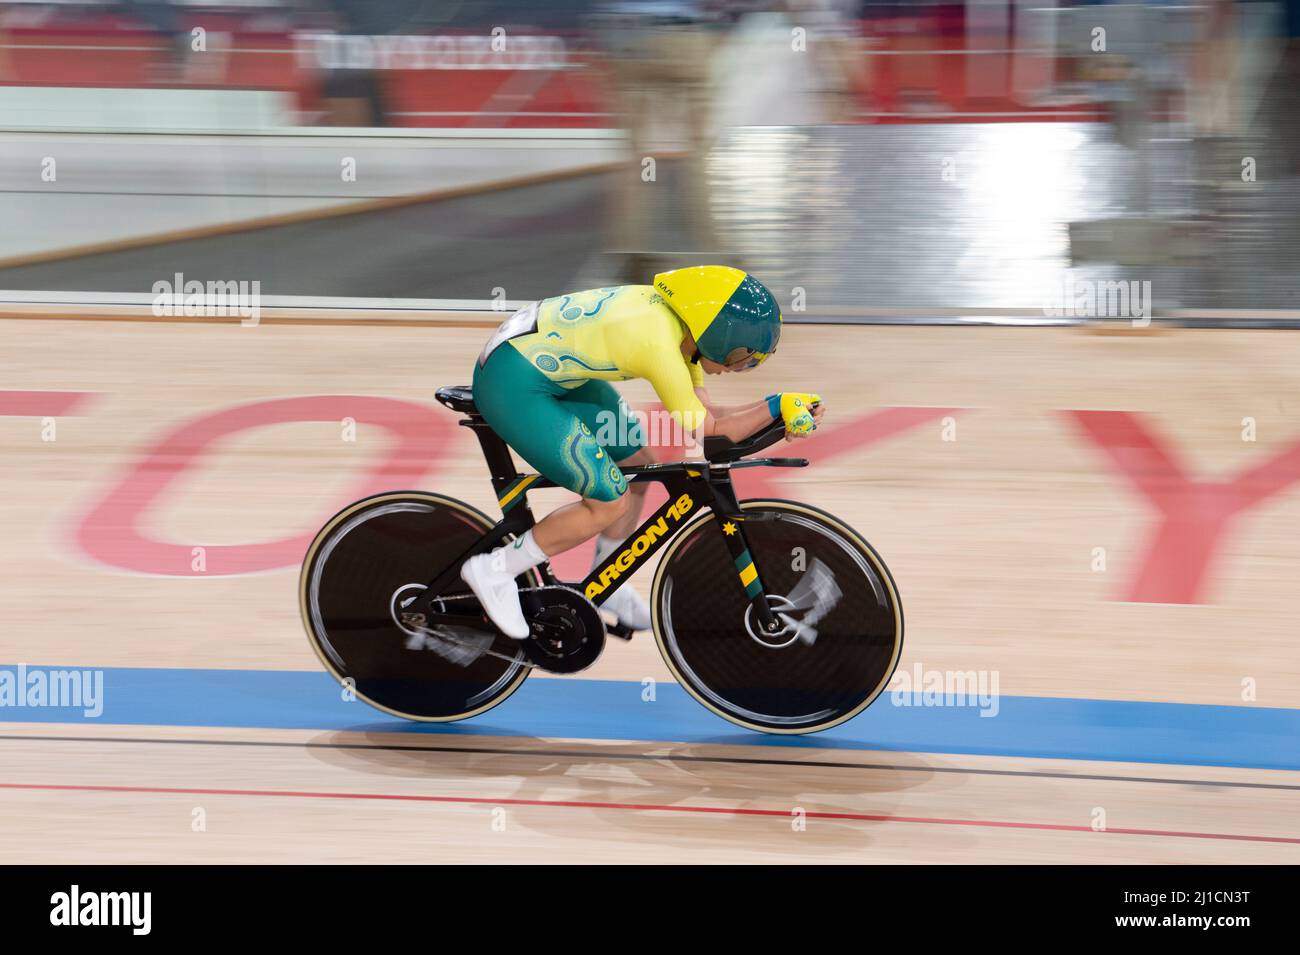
xmin=554 ymin=378 xmax=654 ymax=543
xmin=473 ymin=348 xmax=634 ymax=545
xmin=473 ymin=349 xmax=632 ymax=507
xmin=554 ymin=377 xmax=644 ymax=464
xmin=467 ymin=346 xmax=636 ymax=635
xmin=555 ymin=379 xmax=655 ymax=629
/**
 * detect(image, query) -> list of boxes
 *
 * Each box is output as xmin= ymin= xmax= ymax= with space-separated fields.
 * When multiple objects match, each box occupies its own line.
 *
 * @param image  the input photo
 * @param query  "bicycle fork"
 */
xmin=701 ymin=464 xmax=784 ymax=636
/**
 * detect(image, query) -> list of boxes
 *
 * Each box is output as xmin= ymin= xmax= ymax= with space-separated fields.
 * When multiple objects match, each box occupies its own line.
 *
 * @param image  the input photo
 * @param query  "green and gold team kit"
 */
xmin=472 ymin=285 xmax=707 ymax=501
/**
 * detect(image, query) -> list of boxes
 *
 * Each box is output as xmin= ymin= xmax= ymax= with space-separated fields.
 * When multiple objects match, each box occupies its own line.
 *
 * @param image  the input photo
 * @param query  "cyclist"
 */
xmin=461 ymin=265 xmax=825 ymax=639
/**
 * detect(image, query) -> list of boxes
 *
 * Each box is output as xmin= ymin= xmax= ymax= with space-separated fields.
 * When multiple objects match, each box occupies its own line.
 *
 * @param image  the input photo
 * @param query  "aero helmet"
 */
xmin=653 ymin=265 xmax=781 ymax=369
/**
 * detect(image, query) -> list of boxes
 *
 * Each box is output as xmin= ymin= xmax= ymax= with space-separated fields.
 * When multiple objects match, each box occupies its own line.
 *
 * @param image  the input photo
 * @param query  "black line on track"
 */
xmin=1 ymin=733 xmax=1297 ymax=791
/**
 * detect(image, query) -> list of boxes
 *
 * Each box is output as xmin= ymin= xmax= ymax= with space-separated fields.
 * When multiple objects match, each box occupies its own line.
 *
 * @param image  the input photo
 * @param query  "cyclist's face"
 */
xmin=700 ymin=356 xmax=754 ymax=375
xmin=684 ymin=333 xmax=767 ymax=375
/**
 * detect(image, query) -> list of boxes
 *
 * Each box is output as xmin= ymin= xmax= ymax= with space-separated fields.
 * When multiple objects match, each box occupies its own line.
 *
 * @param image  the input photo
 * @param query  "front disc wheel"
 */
xmin=650 ymin=499 xmax=903 ymax=734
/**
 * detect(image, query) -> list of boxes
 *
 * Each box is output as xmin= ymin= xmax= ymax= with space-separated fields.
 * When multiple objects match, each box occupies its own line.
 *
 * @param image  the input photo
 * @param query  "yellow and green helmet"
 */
xmin=653 ymin=265 xmax=782 ymax=369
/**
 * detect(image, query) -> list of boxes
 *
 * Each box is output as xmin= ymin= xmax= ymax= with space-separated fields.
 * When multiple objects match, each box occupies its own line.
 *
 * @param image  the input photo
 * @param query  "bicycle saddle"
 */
xmin=435 ymin=385 xmax=478 ymax=414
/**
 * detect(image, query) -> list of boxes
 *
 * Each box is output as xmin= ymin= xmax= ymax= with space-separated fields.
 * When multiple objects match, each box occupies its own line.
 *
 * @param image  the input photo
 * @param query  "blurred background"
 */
xmin=0 ymin=0 xmax=1296 ymax=317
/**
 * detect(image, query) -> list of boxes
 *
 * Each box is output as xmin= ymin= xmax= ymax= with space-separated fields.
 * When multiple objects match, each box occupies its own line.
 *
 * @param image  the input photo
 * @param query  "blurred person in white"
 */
xmin=779 ymin=0 xmax=865 ymax=123
xmin=708 ymin=1 xmax=863 ymax=129
xmin=593 ymin=2 xmax=731 ymax=283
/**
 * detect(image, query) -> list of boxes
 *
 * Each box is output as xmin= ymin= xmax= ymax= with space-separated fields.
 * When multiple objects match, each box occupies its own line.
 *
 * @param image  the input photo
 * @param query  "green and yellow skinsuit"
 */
xmin=472 ymin=285 xmax=707 ymax=502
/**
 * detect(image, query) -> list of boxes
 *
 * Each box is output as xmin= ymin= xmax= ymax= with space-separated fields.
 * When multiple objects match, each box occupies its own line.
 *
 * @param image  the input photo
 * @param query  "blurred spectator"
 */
xmin=306 ymin=0 xmax=438 ymax=127
xmin=314 ymin=0 xmax=398 ymax=126
xmin=118 ymin=0 xmax=190 ymax=84
xmin=593 ymin=1 xmax=730 ymax=281
xmin=779 ymin=0 xmax=865 ymax=123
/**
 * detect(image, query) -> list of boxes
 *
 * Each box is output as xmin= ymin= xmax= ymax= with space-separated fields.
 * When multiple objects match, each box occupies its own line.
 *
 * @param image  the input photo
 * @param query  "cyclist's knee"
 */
xmin=581 ymin=489 xmax=631 ymax=527
xmin=613 ymin=449 xmax=651 ymax=499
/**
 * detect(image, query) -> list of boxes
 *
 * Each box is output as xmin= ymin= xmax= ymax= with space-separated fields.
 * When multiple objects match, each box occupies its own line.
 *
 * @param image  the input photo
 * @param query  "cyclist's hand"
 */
xmin=768 ymin=393 xmax=823 ymax=439
xmin=785 ymin=397 xmax=826 ymax=441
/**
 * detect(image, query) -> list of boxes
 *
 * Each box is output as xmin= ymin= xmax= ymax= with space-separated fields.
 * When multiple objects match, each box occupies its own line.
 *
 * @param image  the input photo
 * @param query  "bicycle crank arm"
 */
xmin=403 ymin=622 xmax=538 ymax=669
xmin=408 ymin=605 xmax=592 ymax=644
xmin=408 ymin=611 xmax=491 ymax=630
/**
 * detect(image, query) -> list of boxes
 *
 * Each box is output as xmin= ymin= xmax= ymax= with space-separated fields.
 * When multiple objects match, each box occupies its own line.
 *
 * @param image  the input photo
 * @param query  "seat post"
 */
xmin=460 ymin=419 xmax=520 ymax=497
xmin=438 ymin=384 xmax=536 ymax=520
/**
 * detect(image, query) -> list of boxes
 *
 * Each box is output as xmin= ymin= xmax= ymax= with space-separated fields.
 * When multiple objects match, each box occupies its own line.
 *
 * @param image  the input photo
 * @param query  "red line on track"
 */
xmin=0 ymin=390 xmax=96 ymax=416
xmin=2 ymin=781 xmax=1297 ymax=845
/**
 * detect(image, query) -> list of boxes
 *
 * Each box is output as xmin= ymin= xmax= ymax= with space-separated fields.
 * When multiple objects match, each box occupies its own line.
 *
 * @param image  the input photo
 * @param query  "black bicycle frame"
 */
xmin=408 ymin=406 xmax=806 ymax=635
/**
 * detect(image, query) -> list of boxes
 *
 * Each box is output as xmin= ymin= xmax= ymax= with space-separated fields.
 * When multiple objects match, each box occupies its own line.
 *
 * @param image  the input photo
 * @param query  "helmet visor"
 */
xmin=724 ymin=346 xmax=771 ymax=371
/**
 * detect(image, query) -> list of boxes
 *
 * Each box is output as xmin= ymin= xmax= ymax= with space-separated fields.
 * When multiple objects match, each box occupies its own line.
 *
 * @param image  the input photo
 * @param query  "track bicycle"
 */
xmin=299 ymin=384 xmax=904 ymax=734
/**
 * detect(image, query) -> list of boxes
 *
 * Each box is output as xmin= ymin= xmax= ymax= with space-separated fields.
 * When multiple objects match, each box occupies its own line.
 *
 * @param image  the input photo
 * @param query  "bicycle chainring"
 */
xmin=519 ymin=585 xmax=606 ymax=674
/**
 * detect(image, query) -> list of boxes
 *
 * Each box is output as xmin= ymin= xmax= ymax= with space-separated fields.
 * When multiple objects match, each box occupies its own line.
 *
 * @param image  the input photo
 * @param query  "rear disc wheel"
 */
xmin=300 ymin=491 xmax=540 ymax=722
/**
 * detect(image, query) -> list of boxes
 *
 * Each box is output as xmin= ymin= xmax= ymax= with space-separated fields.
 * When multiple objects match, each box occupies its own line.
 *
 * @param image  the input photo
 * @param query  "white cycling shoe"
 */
xmin=460 ymin=553 xmax=530 ymax=639
xmin=602 ymin=585 xmax=652 ymax=632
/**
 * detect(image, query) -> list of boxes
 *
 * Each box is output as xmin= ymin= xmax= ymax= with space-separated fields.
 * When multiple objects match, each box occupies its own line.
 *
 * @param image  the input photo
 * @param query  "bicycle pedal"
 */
xmin=605 ymin=621 xmax=636 ymax=641
xmin=411 ymin=627 xmax=496 ymax=667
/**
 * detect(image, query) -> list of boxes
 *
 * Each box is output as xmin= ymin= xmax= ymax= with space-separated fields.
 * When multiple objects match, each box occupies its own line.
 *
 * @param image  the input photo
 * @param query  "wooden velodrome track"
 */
xmin=2 ymin=314 xmax=1299 ymax=863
